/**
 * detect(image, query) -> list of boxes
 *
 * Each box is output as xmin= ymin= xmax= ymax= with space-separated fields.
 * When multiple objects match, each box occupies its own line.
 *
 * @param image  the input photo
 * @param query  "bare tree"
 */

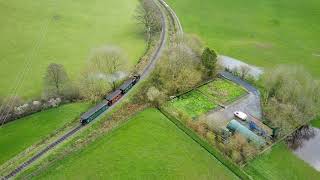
xmin=79 ymin=46 xmax=129 ymax=102
xmin=154 ymin=42 xmax=203 ymax=95
xmin=262 ymin=66 xmax=320 ymax=135
xmin=135 ymin=0 xmax=161 ymax=49
xmin=239 ymin=65 xmax=250 ymax=79
xmin=88 ymin=46 xmax=129 ymax=90
xmin=43 ymin=63 xmax=69 ymax=98
xmin=146 ymin=86 xmax=166 ymax=107
xmin=79 ymin=68 xmax=111 ymax=102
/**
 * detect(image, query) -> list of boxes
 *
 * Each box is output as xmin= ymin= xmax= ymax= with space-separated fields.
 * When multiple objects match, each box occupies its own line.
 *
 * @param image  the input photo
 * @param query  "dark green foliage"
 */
xmin=201 ymin=47 xmax=218 ymax=77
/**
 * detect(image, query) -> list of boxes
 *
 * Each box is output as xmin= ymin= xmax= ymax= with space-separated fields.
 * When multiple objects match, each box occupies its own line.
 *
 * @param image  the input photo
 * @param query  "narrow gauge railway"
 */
xmin=80 ymin=75 xmax=140 ymax=125
xmin=4 ymin=0 xmax=178 ymax=177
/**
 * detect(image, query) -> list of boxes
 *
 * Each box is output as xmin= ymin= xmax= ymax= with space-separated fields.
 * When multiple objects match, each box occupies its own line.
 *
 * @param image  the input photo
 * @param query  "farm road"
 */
xmin=206 ymin=72 xmax=262 ymax=127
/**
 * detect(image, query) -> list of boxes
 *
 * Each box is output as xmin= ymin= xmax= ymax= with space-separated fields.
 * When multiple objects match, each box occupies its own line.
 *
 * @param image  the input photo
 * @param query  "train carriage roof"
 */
xmin=119 ymin=79 xmax=134 ymax=91
xmin=105 ymin=90 xmax=122 ymax=101
xmin=81 ymin=100 xmax=108 ymax=119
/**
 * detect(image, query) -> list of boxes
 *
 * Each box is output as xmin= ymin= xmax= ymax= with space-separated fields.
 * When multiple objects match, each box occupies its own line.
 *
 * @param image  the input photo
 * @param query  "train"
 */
xmin=80 ymin=75 xmax=140 ymax=125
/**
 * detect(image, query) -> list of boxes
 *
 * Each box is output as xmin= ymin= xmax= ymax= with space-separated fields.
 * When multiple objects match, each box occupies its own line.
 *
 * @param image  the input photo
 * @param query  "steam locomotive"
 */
xmin=80 ymin=75 xmax=140 ymax=124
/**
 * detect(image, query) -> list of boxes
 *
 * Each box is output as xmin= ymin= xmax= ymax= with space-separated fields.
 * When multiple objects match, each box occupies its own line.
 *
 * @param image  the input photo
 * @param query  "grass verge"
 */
xmin=19 ymin=109 xmax=238 ymax=179
xmin=0 ymin=102 xmax=89 ymax=165
xmin=244 ymin=143 xmax=320 ymax=180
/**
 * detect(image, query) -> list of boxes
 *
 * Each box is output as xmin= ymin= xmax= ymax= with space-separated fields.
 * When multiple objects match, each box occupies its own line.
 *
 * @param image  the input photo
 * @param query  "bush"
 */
xmin=261 ymin=66 xmax=320 ymax=135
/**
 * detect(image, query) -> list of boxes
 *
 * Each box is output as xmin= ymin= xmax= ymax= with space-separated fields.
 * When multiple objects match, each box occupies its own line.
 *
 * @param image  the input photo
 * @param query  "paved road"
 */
xmin=2 ymin=0 xmax=180 ymax=179
xmin=206 ymin=72 xmax=262 ymax=128
xmin=219 ymin=71 xmax=260 ymax=95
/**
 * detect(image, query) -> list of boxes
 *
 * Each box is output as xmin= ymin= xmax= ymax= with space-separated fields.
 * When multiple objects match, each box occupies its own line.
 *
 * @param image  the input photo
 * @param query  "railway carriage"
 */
xmin=80 ymin=75 xmax=140 ymax=125
xmin=80 ymin=100 xmax=109 ymax=124
xmin=105 ymin=90 xmax=123 ymax=106
xmin=119 ymin=75 xmax=140 ymax=94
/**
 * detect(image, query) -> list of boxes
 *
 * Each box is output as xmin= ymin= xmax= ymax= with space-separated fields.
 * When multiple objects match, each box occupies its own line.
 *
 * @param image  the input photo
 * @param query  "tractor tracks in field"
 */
xmin=2 ymin=0 xmax=182 ymax=179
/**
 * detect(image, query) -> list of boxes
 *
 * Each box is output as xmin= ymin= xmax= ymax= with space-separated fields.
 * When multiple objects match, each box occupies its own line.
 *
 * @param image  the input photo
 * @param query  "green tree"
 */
xmin=201 ymin=47 xmax=218 ymax=77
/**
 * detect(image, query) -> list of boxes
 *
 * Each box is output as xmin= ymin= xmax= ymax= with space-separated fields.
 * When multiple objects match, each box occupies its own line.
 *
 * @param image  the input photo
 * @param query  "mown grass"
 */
xmin=30 ymin=109 xmax=238 ymax=180
xmin=0 ymin=0 xmax=145 ymax=99
xmin=167 ymin=0 xmax=320 ymax=77
xmin=244 ymin=143 xmax=320 ymax=180
xmin=198 ymin=79 xmax=247 ymax=104
xmin=311 ymin=118 xmax=320 ymax=128
xmin=0 ymin=102 xmax=89 ymax=165
xmin=169 ymin=91 xmax=217 ymax=118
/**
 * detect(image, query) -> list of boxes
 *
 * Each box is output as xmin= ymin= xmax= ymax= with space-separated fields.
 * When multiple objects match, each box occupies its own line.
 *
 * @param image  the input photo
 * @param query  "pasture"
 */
xmin=28 ymin=109 xmax=238 ymax=179
xmin=167 ymin=79 xmax=246 ymax=119
xmin=0 ymin=102 xmax=89 ymax=165
xmin=0 ymin=0 xmax=145 ymax=99
xmin=167 ymin=0 xmax=320 ymax=77
xmin=244 ymin=143 xmax=320 ymax=179
xmin=311 ymin=118 xmax=320 ymax=128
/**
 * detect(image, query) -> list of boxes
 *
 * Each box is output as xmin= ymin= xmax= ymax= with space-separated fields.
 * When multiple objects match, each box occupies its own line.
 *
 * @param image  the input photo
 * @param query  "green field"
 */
xmin=0 ymin=0 xmax=145 ymax=99
xmin=198 ymin=79 xmax=247 ymax=104
xmin=29 ymin=109 xmax=238 ymax=179
xmin=311 ymin=118 xmax=320 ymax=128
xmin=167 ymin=0 xmax=320 ymax=77
xmin=245 ymin=143 xmax=320 ymax=180
xmin=0 ymin=102 xmax=89 ymax=165
xmin=170 ymin=91 xmax=217 ymax=118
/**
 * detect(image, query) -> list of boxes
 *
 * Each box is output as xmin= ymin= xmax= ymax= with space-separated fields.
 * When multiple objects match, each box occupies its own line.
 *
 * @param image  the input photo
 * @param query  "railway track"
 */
xmin=2 ymin=0 xmax=182 ymax=179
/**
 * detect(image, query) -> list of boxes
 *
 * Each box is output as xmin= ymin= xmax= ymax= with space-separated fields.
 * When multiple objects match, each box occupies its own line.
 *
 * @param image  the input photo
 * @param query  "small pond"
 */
xmin=292 ymin=127 xmax=320 ymax=171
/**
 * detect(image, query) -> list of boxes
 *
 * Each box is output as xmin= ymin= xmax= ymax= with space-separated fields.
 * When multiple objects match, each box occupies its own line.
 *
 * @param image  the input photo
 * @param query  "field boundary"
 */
xmin=159 ymin=108 xmax=252 ymax=180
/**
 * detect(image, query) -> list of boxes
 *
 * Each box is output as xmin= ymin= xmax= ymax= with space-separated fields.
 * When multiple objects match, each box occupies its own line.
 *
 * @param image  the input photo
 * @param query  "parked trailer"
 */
xmin=80 ymin=100 xmax=109 ymax=124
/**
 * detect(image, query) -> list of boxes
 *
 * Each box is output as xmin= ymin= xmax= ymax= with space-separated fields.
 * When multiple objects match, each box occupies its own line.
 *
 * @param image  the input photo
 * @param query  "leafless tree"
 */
xmin=43 ymin=63 xmax=69 ymax=98
xmin=88 ymin=46 xmax=129 ymax=90
xmin=262 ymin=66 xmax=320 ymax=135
xmin=146 ymin=86 xmax=166 ymax=107
xmin=79 ymin=46 xmax=129 ymax=102
xmin=239 ymin=65 xmax=250 ymax=79
xmin=135 ymin=0 xmax=161 ymax=49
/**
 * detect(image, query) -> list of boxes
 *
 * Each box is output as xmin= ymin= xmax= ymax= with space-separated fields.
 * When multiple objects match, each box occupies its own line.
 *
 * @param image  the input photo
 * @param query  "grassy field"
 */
xmin=311 ymin=118 xmax=320 ymax=128
xmin=169 ymin=91 xmax=217 ymax=118
xmin=0 ymin=0 xmax=145 ymax=99
xmin=245 ymin=143 xmax=320 ymax=180
xmin=0 ymin=102 xmax=89 ymax=165
xmin=167 ymin=0 xmax=320 ymax=77
xmin=198 ymin=79 xmax=247 ymax=104
xmin=29 ymin=109 xmax=238 ymax=179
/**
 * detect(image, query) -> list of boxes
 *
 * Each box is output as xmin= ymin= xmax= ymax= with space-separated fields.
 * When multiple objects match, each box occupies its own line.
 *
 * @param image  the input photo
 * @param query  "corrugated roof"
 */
xmin=81 ymin=100 xmax=108 ymax=119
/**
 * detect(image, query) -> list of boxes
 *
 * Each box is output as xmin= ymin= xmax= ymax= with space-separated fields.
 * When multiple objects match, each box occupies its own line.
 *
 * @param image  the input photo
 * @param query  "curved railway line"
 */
xmin=2 ymin=0 xmax=182 ymax=179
